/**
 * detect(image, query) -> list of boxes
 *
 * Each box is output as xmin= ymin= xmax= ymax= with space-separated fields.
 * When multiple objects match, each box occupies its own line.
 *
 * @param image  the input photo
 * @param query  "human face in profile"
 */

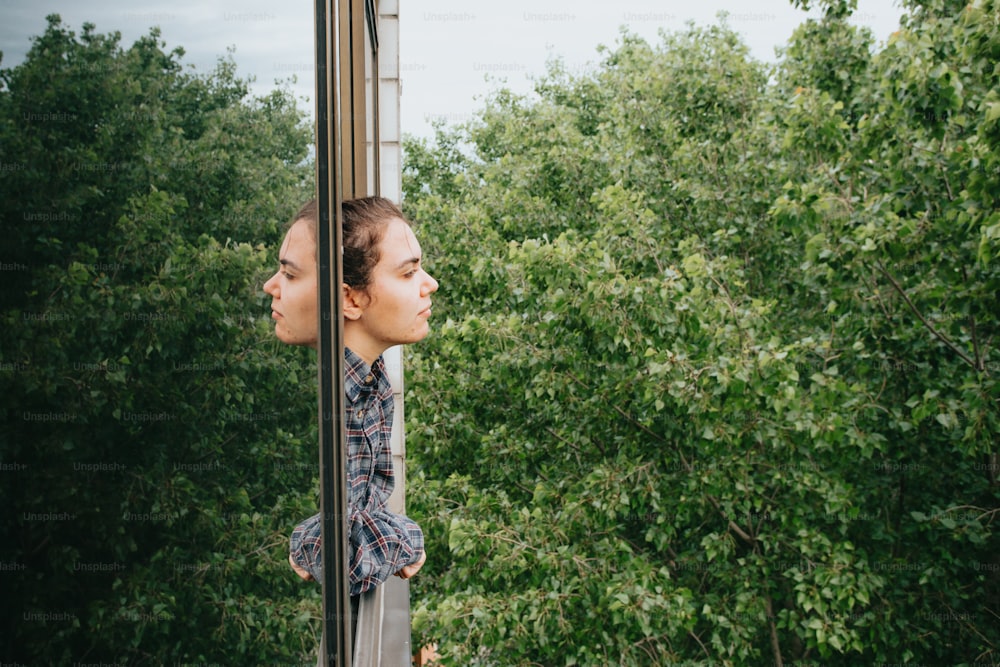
xmin=263 ymin=220 xmax=318 ymax=348
xmin=343 ymin=217 xmax=439 ymax=364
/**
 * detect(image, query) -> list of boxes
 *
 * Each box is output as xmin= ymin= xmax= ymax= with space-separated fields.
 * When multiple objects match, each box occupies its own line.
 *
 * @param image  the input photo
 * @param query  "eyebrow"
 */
xmin=279 ymin=258 xmax=302 ymax=271
xmin=395 ymin=257 xmax=420 ymax=271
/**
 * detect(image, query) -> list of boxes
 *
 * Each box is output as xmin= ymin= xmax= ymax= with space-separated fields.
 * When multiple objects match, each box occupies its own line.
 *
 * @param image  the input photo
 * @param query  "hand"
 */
xmin=289 ymin=554 xmax=314 ymax=581
xmin=395 ymin=551 xmax=426 ymax=579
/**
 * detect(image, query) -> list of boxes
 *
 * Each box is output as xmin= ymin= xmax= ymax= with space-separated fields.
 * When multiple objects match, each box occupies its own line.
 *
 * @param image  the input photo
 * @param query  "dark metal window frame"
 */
xmin=314 ymin=1 xmax=384 ymax=665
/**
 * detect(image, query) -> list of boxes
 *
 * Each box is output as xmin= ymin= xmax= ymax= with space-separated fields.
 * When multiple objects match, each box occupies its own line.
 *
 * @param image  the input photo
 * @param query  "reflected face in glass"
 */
xmin=263 ymin=220 xmax=318 ymax=348
xmin=344 ymin=217 xmax=439 ymax=363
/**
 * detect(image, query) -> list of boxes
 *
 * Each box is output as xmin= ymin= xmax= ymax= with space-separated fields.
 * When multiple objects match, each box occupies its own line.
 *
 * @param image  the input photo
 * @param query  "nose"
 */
xmin=263 ymin=271 xmax=279 ymax=298
xmin=422 ymin=271 xmax=439 ymax=296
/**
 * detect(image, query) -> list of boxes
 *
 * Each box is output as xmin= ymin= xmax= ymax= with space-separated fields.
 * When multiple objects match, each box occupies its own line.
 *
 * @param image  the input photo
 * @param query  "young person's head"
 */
xmin=263 ymin=197 xmax=439 ymax=362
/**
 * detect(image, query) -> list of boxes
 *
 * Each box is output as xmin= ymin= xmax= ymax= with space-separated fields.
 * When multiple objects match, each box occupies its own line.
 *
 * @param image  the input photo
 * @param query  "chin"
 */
xmin=274 ymin=327 xmax=304 ymax=347
xmin=409 ymin=329 xmax=431 ymax=344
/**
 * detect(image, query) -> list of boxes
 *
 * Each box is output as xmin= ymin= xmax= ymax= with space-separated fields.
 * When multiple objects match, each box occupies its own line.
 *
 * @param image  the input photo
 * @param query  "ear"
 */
xmin=342 ymin=283 xmax=368 ymax=321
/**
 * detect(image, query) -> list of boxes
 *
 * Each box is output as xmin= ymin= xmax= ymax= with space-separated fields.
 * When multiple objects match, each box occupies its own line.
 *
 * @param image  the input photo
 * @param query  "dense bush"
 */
xmin=1 ymin=16 xmax=322 ymax=663
xmin=402 ymin=0 xmax=999 ymax=664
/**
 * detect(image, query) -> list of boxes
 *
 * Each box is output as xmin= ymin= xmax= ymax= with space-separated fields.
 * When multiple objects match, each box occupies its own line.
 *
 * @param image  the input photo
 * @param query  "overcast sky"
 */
xmin=1 ymin=0 xmax=904 ymax=139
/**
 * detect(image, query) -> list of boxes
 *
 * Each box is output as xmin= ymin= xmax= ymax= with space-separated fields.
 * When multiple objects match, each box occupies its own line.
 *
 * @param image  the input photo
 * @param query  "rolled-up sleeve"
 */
xmin=289 ymin=509 xmax=424 ymax=596
xmin=289 ymin=512 xmax=322 ymax=579
xmin=348 ymin=507 xmax=424 ymax=595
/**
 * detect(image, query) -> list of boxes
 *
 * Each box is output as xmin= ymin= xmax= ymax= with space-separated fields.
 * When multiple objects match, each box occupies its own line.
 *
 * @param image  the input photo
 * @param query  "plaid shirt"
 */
xmin=289 ymin=347 xmax=424 ymax=596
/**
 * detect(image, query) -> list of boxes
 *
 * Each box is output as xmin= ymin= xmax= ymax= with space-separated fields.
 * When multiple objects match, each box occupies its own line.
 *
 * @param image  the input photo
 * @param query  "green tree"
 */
xmin=401 ymin=1 xmax=998 ymax=665
xmin=1 ymin=16 xmax=322 ymax=663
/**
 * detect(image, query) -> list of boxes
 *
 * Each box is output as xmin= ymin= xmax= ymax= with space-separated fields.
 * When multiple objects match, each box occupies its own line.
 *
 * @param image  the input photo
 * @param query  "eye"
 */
xmin=402 ymin=260 xmax=422 ymax=278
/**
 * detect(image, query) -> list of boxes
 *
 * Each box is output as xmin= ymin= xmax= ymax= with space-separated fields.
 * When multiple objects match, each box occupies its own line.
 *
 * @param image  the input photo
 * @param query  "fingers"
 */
xmin=396 ymin=551 xmax=426 ymax=579
xmin=289 ymin=554 xmax=314 ymax=581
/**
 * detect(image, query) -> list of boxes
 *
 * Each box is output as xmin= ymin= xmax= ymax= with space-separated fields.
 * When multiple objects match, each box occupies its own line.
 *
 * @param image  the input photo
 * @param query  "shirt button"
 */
xmin=356 ymin=410 xmax=364 ymax=419
xmin=364 ymin=374 xmax=374 ymax=384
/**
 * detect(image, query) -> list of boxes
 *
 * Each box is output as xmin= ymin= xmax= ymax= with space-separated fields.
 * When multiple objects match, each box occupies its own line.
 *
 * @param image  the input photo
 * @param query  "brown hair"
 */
xmin=289 ymin=196 xmax=409 ymax=291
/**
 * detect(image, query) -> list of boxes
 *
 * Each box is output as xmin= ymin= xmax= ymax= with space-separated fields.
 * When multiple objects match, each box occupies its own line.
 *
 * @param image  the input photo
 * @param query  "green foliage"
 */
xmin=1 ymin=16 xmax=320 ymax=663
xmin=403 ymin=2 xmax=999 ymax=665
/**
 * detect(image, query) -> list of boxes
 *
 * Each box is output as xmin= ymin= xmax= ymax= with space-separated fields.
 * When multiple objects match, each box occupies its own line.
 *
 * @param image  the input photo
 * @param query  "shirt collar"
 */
xmin=344 ymin=346 xmax=385 ymax=403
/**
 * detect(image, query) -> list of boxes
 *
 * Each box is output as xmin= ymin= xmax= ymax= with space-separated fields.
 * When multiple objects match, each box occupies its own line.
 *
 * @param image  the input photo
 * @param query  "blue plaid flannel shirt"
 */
xmin=289 ymin=347 xmax=424 ymax=596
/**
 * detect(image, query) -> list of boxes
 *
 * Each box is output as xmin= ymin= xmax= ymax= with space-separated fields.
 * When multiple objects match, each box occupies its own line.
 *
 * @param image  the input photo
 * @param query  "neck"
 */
xmin=343 ymin=327 xmax=385 ymax=367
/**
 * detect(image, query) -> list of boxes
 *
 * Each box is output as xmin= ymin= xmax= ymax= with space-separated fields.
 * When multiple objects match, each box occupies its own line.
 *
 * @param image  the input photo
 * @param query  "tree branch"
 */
xmin=766 ymin=594 xmax=784 ymax=667
xmin=960 ymin=265 xmax=986 ymax=373
xmin=874 ymin=261 xmax=978 ymax=369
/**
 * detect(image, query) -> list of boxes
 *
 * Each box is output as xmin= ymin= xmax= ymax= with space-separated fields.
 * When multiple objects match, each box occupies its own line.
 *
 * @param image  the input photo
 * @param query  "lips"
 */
xmin=271 ymin=309 xmax=282 ymax=320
